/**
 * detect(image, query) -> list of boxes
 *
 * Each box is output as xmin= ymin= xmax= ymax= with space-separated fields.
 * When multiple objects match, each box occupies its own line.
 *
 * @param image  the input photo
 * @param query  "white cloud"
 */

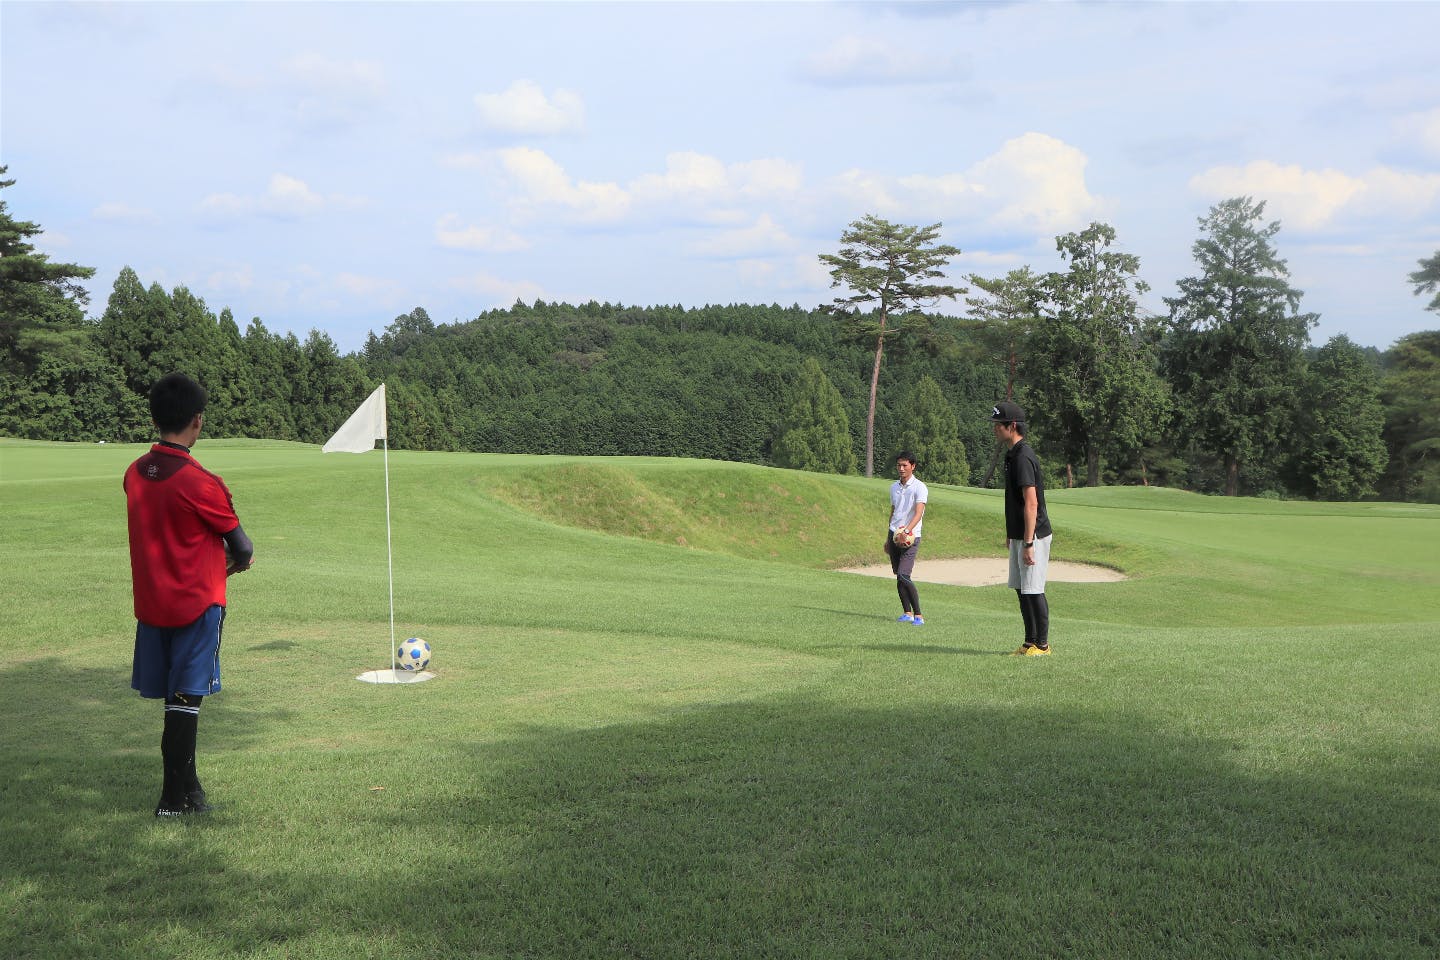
xmin=434 ymin=214 xmax=531 ymax=252
xmin=476 ymin=136 xmax=1097 ymax=250
xmin=963 ymin=133 xmax=1099 ymax=232
xmin=475 ymin=79 xmax=585 ymax=136
xmin=732 ymin=157 xmax=805 ymax=197
xmin=689 ymin=214 xmax=796 ymax=259
xmin=198 ymin=173 xmax=362 ymax=221
xmin=800 ymin=35 xmax=967 ymax=86
xmin=737 ymin=254 xmax=834 ymax=293
xmin=630 ymin=152 xmax=730 ymax=201
xmin=264 ymin=173 xmax=327 ymax=217
xmin=630 ymin=152 xmax=803 ymax=206
xmin=830 ymin=168 xmax=905 ymax=216
xmin=449 ymin=270 xmax=548 ymax=305
xmin=92 ymin=201 xmax=158 ymax=224
xmin=831 ymin=133 xmax=1101 ymax=234
xmin=470 ymin=148 xmax=804 ymax=232
xmin=1189 ymin=160 xmax=1440 ymax=230
xmin=496 ymin=147 xmax=632 ymax=223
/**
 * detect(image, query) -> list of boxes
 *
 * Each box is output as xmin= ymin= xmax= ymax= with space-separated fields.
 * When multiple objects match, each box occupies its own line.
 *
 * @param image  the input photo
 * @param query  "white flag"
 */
xmin=323 ymin=384 xmax=387 ymax=453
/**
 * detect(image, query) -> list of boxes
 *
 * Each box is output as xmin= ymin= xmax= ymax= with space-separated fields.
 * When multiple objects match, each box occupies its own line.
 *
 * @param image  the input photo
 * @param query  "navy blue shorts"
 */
xmin=131 ymin=605 xmax=225 ymax=699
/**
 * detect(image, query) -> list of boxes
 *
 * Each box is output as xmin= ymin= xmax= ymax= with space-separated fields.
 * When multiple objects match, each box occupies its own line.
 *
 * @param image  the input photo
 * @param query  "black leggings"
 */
xmin=888 ymin=534 xmax=921 ymax=616
xmin=896 ymin=574 xmax=921 ymax=616
xmin=1016 ymin=591 xmax=1049 ymax=647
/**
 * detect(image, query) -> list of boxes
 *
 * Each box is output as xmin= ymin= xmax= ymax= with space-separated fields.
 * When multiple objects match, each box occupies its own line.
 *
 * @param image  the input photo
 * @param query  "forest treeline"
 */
xmin=3 ymin=168 xmax=1437 ymax=502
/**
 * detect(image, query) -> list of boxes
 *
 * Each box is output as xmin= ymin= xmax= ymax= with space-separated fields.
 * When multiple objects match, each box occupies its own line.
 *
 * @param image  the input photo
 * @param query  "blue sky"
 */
xmin=4 ymin=1 xmax=1438 ymax=352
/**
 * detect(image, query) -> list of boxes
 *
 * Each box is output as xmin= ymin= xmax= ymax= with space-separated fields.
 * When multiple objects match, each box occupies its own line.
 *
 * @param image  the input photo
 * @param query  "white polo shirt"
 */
xmin=889 ymin=477 xmax=928 ymax=537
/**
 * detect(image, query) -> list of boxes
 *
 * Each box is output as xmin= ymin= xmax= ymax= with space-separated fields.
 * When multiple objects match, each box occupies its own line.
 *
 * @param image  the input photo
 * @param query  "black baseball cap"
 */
xmin=989 ymin=401 xmax=1025 ymax=423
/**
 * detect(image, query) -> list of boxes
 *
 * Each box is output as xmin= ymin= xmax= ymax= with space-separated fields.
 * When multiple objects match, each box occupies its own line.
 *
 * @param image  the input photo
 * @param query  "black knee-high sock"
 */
xmin=1031 ymin=593 xmax=1049 ymax=647
xmin=1017 ymin=590 xmax=1035 ymax=644
xmin=1020 ymin=593 xmax=1050 ymax=648
xmin=162 ymin=695 xmax=202 ymax=801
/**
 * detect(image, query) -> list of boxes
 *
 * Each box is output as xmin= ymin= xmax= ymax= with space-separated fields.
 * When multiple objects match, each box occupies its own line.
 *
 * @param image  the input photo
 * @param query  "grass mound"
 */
xmin=483 ymin=458 xmax=1139 ymax=572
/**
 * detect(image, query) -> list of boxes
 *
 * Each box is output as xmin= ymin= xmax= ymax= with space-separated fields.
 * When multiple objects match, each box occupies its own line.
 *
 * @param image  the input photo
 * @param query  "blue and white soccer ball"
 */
xmin=395 ymin=637 xmax=432 ymax=672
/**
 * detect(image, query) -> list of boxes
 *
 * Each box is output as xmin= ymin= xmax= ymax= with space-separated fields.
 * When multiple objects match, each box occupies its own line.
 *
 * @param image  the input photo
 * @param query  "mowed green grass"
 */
xmin=2 ymin=437 xmax=1438 ymax=960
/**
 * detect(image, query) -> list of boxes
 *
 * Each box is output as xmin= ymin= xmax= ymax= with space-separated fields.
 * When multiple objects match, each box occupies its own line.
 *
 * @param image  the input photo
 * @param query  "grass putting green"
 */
xmin=2 ymin=437 xmax=1437 ymax=959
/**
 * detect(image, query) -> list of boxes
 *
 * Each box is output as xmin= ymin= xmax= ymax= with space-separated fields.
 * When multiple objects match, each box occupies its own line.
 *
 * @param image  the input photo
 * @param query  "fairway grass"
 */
xmin=2 ymin=438 xmax=1438 ymax=959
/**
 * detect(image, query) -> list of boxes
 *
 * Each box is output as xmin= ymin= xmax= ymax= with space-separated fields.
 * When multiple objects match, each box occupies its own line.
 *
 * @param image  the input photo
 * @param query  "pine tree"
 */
xmin=895 ymin=376 xmax=969 ymax=486
xmin=819 ymin=215 xmax=962 ymax=477
xmin=772 ymin=358 xmax=857 ymax=475
xmin=1162 ymin=198 xmax=1315 ymax=496
xmin=1029 ymin=223 xmax=1167 ymax=486
xmin=1290 ymin=335 xmax=1388 ymax=500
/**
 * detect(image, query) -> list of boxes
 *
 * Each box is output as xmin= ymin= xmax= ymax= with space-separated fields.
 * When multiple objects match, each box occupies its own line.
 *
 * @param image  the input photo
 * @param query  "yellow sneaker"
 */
xmin=1021 ymin=645 xmax=1051 ymax=656
xmin=1009 ymin=645 xmax=1030 ymax=656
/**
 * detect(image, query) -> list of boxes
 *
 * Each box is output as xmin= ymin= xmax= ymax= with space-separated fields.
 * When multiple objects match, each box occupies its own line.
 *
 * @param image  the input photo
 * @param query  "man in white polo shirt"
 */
xmin=885 ymin=451 xmax=929 ymax=626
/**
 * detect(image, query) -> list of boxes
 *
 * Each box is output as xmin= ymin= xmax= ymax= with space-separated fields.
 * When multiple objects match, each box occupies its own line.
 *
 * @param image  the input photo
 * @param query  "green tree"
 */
xmin=819 ymin=215 xmax=963 ymax=477
xmin=1378 ymin=330 xmax=1440 ymax=503
xmin=894 ymin=375 xmax=969 ymax=486
xmin=0 ymin=168 xmax=96 ymax=370
xmin=1029 ymin=223 xmax=1168 ymax=486
xmin=294 ymin=330 xmax=369 ymax=443
xmin=240 ymin=318 xmax=303 ymax=440
xmin=1162 ymin=197 xmax=1316 ymax=496
xmin=95 ymin=269 xmax=183 ymax=397
xmin=0 ymin=168 xmax=145 ymax=439
xmin=771 ymin=357 xmax=856 ymax=475
xmin=1289 ymin=335 xmax=1388 ymax=500
xmin=1410 ymin=251 xmax=1440 ymax=314
xmin=963 ymin=267 xmax=1044 ymax=486
xmin=365 ymin=307 xmax=436 ymax=361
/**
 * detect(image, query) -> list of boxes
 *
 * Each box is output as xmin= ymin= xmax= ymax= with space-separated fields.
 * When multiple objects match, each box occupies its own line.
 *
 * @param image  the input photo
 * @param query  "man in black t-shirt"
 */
xmin=991 ymin=401 xmax=1054 ymax=656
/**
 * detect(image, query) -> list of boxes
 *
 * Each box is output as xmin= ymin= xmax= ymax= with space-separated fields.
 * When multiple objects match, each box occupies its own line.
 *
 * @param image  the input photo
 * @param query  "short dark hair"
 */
xmin=149 ymin=373 xmax=207 ymax=434
xmin=895 ymin=451 xmax=917 ymax=467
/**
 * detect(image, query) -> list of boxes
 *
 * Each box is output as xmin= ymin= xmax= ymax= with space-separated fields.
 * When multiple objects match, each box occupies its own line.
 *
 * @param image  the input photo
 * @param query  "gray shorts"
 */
xmin=1008 ymin=534 xmax=1052 ymax=594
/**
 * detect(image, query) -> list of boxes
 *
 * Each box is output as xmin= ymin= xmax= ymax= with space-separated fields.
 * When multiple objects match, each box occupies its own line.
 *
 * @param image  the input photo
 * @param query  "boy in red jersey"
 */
xmin=125 ymin=373 xmax=253 ymax=817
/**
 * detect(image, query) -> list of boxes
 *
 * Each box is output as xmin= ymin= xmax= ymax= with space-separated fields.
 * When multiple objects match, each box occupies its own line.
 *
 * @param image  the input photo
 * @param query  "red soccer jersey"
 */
xmin=124 ymin=444 xmax=240 ymax=627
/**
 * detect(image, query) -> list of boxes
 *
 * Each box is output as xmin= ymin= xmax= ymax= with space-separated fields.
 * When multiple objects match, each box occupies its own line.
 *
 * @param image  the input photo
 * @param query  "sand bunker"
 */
xmin=838 ymin=557 xmax=1126 ymax=587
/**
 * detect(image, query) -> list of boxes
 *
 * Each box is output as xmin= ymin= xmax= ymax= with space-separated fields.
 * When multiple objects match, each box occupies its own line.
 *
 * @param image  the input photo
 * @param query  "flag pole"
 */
xmin=326 ymin=382 xmax=425 ymax=684
xmin=384 ymin=429 xmax=396 ymax=680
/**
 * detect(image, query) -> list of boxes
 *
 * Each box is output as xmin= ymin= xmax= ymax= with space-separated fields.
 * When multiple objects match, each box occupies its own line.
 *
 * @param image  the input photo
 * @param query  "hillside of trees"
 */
xmin=3 ymin=168 xmax=1437 ymax=502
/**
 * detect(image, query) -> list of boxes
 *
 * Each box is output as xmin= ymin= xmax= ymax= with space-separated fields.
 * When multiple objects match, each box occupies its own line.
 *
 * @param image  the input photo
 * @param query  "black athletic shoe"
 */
xmin=154 ymin=792 xmax=213 ymax=818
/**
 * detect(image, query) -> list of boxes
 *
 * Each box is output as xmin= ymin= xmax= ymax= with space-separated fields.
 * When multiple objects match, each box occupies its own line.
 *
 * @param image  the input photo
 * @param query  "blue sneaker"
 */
xmin=911 ymin=617 xmax=925 ymax=626
xmin=896 ymin=614 xmax=915 ymax=624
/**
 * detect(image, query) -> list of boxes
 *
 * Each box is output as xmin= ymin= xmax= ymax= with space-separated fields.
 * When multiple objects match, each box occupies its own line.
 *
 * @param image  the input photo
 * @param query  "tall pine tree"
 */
xmin=1163 ymin=198 xmax=1315 ymax=496
xmin=819 ymin=215 xmax=962 ymax=477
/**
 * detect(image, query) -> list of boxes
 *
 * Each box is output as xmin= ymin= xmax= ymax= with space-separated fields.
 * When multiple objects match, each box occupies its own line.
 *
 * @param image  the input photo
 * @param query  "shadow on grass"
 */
xmin=844 ymin=642 xmax=1000 ymax=657
xmin=3 ymin=670 xmax=1436 ymax=959
xmin=247 ymin=639 xmax=302 ymax=651
xmin=794 ymin=604 xmax=897 ymax=622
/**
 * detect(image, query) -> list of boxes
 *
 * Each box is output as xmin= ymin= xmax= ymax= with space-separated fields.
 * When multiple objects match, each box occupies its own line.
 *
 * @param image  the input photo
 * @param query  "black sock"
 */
xmin=1033 ymin=593 xmax=1049 ymax=647
xmin=162 ymin=695 xmax=202 ymax=803
xmin=1021 ymin=594 xmax=1050 ymax=648
xmin=1017 ymin=590 xmax=1035 ymax=645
